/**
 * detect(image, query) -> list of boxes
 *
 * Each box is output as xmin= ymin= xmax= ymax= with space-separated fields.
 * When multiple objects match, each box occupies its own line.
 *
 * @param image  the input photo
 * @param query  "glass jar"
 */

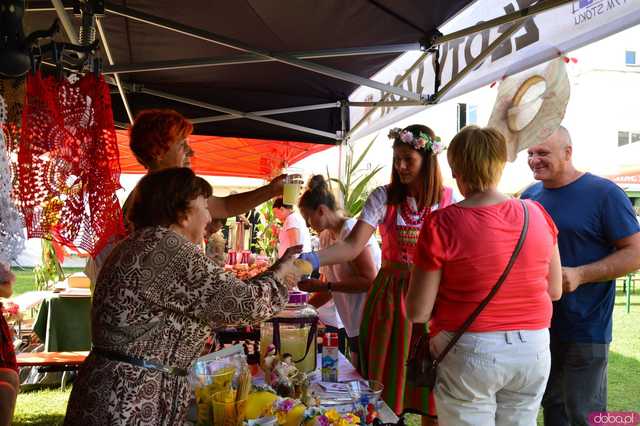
xmin=260 ymin=291 xmax=318 ymax=373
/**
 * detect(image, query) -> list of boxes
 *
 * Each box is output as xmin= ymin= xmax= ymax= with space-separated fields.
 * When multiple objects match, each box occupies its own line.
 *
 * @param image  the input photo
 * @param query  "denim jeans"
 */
xmin=431 ymin=329 xmax=551 ymax=426
xmin=542 ymin=339 xmax=609 ymax=426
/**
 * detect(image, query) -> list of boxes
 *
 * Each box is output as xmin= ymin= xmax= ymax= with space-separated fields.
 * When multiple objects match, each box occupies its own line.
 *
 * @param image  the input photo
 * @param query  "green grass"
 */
xmin=13 ymin=387 xmax=69 ymax=425
xmin=11 ymin=268 xmax=38 ymax=297
xmin=608 ymin=293 xmax=640 ymax=413
xmin=12 ymin=290 xmax=640 ymax=425
xmin=10 ymin=267 xmax=85 ymax=296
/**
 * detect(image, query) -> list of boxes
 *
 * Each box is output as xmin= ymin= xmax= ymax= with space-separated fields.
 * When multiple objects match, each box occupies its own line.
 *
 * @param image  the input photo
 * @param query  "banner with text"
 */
xmin=349 ymin=0 xmax=640 ymax=140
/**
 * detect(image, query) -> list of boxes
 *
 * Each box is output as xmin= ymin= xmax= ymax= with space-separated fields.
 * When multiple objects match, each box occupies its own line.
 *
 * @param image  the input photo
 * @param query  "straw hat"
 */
xmin=488 ymin=58 xmax=570 ymax=161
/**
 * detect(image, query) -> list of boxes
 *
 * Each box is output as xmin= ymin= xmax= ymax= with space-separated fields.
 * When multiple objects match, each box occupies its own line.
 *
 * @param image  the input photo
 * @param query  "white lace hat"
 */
xmin=488 ymin=58 xmax=570 ymax=162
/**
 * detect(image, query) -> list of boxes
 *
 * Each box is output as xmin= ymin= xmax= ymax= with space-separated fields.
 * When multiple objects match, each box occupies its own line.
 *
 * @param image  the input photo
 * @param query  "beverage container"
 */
xmin=282 ymin=168 xmax=303 ymax=206
xmin=322 ymin=332 xmax=339 ymax=382
xmin=233 ymin=220 xmax=247 ymax=252
xmin=259 ymin=291 xmax=318 ymax=373
xmin=227 ymin=250 xmax=237 ymax=265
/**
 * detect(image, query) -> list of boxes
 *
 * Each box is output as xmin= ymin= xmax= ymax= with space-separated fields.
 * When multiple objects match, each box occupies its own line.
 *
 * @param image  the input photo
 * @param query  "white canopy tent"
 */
xmin=348 ymin=0 xmax=640 ymax=141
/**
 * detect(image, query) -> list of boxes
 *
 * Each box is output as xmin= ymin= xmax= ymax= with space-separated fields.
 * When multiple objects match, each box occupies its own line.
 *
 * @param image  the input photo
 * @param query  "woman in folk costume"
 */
xmin=300 ymin=124 xmax=453 ymax=423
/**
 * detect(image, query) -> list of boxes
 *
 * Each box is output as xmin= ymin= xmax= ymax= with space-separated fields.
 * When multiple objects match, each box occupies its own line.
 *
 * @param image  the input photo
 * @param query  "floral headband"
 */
xmin=388 ymin=127 xmax=445 ymax=155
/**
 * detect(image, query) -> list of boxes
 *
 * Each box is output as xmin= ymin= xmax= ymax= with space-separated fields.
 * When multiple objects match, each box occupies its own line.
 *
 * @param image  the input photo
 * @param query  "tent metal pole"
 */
xmin=103 ymin=2 xmax=426 ymax=102
xmin=102 ymin=43 xmax=420 ymax=75
xmin=348 ymin=100 xmax=425 ymax=107
xmin=430 ymin=20 xmax=525 ymax=104
xmin=338 ymin=143 xmax=344 ymax=185
xmin=347 ymin=52 xmax=429 ymax=139
xmin=96 ymin=18 xmax=134 ymax=124
xmin=190 ymin=103 xmax=340 ymax=124
xmin=432 ymin=0 xmax=572 ymax=47
xmin=25 ymin=5 xmax=73 ymax=12
xmin=135 ymin=87 xmax=340 ymax=140
xmin=340 ymin=102 xmax=348 ymax=142
xmin=51 ymin=0 xmax=79 ymax=44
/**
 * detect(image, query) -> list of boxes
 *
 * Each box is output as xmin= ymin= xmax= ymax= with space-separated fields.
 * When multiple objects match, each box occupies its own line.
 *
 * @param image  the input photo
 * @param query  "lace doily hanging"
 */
xmin=18 ymin=71 xmax=124 ymax=256
xmin=0 ymin=93 xmax=25 ymax=262
xmin=0 ymin=78 xmax=25 ymax=158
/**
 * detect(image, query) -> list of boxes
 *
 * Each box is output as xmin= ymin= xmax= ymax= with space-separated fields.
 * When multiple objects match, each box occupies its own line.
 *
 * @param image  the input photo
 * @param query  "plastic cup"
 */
xmin=346 ymin=380 xmax=384 ymax=420
xmin=191 ymin=367 xmax=236 ymax=426
xmin=346 ymin=379 xmax=384 ymax=402
xmin=282 ymin=169 xmax=303 ymax=206
xmin=211 ymin=390 xmax=247 ymax=426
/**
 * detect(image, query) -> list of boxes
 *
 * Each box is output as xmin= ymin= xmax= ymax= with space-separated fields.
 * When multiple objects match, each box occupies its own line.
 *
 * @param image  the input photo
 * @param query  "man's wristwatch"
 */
xmin=326 ymin=281 xmax=332 ymax=292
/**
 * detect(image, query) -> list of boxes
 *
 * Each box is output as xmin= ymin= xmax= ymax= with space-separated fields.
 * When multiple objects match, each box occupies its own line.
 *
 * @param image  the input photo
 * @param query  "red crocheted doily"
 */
xmin=18 ymin=72 xmax=124 ymax=256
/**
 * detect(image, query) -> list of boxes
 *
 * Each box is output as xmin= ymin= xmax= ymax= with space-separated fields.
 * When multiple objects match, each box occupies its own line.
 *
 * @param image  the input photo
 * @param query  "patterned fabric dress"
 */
xmin=359 ymin=187 xmax=453 ymax=416
xmin=64 ymin=227 xmax=289 ymax=425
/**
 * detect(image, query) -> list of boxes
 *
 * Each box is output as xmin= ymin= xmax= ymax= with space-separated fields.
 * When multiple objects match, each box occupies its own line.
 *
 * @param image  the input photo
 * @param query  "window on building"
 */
xmin=467 ymin=105 xmax=478 ymax=125
xmin=457 ymin=103 xmax=467 ymax=131
xmin=625 ymin=50 xmax=636 ymax=65
xmin=457 ymin=103 xmax=478 ymax=131
xmin=632 ymin=133 xmax=640 ymax=144
xmin=618 ymin=131 xmax=630 ymax=146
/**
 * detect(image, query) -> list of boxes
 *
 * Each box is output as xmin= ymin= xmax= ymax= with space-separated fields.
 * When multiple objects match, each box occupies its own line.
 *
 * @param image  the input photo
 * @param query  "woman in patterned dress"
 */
xmin=0 ymin=262 xmax=18 ymax=426
xmin=300 ymin=125 xmax=453 ymax=424
xmin=64 ymin=168 xmax=302 ymax=425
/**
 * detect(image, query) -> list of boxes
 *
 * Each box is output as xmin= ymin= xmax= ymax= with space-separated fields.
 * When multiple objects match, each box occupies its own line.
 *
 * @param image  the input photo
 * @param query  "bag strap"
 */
xmin=432 ymin=199 xmax=530 ymax=367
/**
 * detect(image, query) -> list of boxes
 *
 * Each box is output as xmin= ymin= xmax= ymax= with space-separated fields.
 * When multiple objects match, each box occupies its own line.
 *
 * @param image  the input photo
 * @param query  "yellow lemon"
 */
xmin=245 ymin=391 xmax=278 ymax=420
xmin=293 ymin=259 xmax=313 ymax=275
xmin=284 ymin=404 xmax=306 ymax=426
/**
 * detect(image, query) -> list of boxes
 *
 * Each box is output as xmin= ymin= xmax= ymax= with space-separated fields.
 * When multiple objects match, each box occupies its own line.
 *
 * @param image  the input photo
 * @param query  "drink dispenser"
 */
xmin=260 ymin=291 xmax=318 ymax=373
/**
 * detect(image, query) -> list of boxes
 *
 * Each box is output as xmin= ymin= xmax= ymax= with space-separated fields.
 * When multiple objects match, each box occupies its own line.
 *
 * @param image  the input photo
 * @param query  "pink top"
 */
xmin=415 ymin=199 xmax=557 ymax=332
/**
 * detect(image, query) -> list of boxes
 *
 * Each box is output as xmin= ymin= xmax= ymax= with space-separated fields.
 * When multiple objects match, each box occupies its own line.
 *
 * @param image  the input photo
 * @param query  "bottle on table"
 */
xmin=322 ymin=331 xmax=339 ymax=382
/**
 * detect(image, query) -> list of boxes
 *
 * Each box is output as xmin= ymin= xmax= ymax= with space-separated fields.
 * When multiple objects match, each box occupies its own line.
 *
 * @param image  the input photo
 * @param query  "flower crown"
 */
xmin=388 ymin=127 xmax=445 ymax=155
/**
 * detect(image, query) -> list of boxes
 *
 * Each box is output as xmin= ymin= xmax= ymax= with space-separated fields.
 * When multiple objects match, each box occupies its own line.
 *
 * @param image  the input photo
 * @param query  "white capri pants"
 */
xmin=431 ymin=329 xmax=551 ymax=426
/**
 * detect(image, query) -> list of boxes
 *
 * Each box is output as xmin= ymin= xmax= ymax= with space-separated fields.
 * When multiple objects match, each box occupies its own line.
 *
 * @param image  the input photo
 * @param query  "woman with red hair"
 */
xmin=87 ymin=109 xmax=289 ymax=281
xmin=129 ymin=109 xmax=195 ymax=171
xmin=128 ymin=109 xmax=288 ymax=221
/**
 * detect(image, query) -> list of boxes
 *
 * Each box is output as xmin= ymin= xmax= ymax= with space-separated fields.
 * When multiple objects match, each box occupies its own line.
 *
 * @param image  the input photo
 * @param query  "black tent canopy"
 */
xmin=24 ymin=0 xmax=475 ymax=144
xmin=24 ymin=1 xmax=585 ymax=145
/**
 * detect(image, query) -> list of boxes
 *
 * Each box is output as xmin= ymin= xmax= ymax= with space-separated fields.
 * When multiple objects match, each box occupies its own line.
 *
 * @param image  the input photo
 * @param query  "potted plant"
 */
xmin=329 ymin=137 xmax=383 ymax=217
xmin=253 ymin=199 xmax=280 ymax=261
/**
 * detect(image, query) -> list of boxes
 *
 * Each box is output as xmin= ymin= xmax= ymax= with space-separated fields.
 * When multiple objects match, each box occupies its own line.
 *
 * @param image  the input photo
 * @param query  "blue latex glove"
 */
xmin=298 ymin=252 xmax=320 ymax=272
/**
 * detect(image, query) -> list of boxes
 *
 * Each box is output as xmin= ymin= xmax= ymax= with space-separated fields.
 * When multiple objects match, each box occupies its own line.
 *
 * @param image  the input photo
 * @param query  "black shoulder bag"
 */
xmin=407 ymin=199 xmax=529 ymax=389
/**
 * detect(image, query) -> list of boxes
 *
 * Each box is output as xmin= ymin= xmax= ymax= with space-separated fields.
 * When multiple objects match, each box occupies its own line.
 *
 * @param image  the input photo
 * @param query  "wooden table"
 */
xmin=16 ymin=351 xmax=89 ymax=367
xmin=16 ymin=351 xmax=89 ymax=389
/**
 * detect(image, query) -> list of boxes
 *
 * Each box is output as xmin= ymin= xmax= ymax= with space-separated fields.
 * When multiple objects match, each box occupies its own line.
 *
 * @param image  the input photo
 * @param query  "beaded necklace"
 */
xmin=399 ymin=198 xmax=428 ymax=226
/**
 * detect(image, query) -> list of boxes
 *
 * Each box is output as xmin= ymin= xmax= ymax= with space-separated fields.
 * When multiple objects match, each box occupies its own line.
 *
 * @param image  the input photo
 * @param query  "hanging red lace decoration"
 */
xmin=18 ymin=71 xmax=124 ymax=256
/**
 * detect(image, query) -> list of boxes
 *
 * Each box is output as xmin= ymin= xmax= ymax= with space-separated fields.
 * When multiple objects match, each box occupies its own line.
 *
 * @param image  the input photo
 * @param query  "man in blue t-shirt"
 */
xmin=522 ymin=126 xmax=640 ymax=426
